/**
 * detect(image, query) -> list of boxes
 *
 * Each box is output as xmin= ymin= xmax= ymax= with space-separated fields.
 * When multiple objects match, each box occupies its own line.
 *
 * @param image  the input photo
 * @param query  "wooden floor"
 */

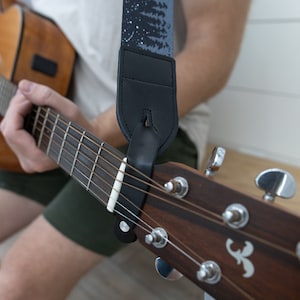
xmin=1 ymin=145 xmax=299 ymax=299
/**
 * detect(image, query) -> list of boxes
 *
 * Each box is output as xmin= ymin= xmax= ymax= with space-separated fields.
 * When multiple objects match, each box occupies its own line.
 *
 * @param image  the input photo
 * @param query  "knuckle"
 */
xmin=39 ymin=86 xmax=53 ymax=105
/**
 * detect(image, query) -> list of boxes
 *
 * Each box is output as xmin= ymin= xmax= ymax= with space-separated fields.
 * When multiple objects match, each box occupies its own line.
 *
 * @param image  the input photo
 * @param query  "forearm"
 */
xmin=90 ymin=105 xmax=127 ymax=149
xmin=176 ymin=0 xmax=251 ymax=117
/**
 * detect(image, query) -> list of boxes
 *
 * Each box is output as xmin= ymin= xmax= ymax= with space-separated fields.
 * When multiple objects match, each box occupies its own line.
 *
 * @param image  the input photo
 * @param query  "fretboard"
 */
xmin=0 ymin=75 xmax=17 ymax=116
xmin=27 ymin=106 xmax=126 ymax=207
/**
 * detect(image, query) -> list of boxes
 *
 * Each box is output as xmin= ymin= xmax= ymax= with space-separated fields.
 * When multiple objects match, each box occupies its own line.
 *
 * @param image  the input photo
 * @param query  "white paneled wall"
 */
xmin=207 ymin=0 xmax=300 ymax=166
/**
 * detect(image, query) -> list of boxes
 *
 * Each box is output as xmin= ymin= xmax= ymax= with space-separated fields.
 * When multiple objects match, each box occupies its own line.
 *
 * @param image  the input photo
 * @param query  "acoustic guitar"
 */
xmin=19 ymin=103 xmax=299 ymax=299
xmin=0 ymin=4 xmax=75 ymax=172
xmin=0 ymin=0 xmax=16 ymax=11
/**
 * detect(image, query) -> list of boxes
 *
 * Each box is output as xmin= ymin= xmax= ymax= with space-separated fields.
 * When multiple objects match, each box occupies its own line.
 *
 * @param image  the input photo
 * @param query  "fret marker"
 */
xmin=107 ymin=157 xmax=127 ymax=213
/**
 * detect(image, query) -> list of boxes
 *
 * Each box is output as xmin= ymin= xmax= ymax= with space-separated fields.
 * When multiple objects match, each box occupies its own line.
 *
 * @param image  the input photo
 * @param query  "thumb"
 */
xmin=18 ymin=79 xmax=62 ymax=109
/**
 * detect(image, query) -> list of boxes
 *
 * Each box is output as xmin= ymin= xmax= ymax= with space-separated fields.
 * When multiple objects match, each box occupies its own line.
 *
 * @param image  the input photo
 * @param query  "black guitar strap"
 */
xmin=114 ymin=0 xmax=177 ymax=242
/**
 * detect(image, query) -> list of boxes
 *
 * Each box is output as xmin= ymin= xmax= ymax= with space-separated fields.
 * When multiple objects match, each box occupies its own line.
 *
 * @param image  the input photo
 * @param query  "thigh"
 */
xmin=0 ymin=189 xmax=43 ymax=241
xmin=0 ymin=168 xmax=70 ymax=241
xmin=0 ymin=168 xmax=70 ymax=205
xmin=0 ymin=215 xmax=102 ymax=300
xmin=43 ymin=179 xmax=125 ymax=255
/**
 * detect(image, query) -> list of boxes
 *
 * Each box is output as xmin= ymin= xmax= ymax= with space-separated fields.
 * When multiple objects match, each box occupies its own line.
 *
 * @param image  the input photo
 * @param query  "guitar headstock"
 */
xmin=134 ymin=153 xmax=300 ymax=299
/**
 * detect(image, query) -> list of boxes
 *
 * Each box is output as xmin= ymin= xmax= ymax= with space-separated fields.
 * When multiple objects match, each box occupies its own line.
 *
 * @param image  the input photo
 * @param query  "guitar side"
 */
xmin=0 ymin=4 xmax=75 ymax=172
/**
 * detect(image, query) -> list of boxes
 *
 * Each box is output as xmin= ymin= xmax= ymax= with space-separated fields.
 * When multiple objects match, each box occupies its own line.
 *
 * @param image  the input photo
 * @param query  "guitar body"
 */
xmin=0 ymin=0 xmax=16 ymax=11
xmin=0 ymin=4 xmax=75 ymax=172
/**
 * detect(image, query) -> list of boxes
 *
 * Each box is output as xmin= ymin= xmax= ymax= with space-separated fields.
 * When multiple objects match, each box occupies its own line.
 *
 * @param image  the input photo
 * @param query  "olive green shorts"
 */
xmin=0 ymin=129 xmax=198 ymax=255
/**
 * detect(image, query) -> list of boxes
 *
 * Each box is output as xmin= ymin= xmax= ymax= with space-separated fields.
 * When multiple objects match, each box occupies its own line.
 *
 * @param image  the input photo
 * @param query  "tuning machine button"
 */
xmin=155 ymin=257 xmax=183 ymax=280
xmin=205 ymin=146 xmax=226 ymax=177
xmin=255 ymin=168 xmax=296 ymax=202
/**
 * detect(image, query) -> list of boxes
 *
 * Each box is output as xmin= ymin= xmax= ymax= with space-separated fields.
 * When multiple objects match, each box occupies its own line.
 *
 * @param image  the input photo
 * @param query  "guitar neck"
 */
xmin=0 ymin=75 xmax=17 ymax=116
xmin=27 ymin=106 xmax=125 ymax=207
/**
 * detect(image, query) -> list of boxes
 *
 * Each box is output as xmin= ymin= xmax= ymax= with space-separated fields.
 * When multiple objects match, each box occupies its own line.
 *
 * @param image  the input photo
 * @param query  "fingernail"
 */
xmin=20 ymin=80 xmax=34 ymax=93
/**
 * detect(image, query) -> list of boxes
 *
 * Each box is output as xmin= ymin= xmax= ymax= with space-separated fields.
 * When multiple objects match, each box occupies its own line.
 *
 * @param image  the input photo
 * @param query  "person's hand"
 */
xmin=0 ymin=80 xmax=94 ymax=173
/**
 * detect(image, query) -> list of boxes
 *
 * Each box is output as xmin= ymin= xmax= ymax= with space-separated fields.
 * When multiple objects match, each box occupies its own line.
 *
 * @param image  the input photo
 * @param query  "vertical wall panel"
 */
xmin=207 ymin=0 xmax=300 ymax=166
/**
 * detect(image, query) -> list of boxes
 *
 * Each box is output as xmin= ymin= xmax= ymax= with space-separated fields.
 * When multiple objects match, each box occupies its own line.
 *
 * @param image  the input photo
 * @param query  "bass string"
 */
xmin=27 ymin=108 xmax=293 ymax=298
xmin=29 ymin=109 xmax=221 ymax=258
xmin=30 ymin=107 xmax=297 ymax=258
xmin=31 ymin=113 xmax=219 ymax=243
xmin=32 ymin=119 xmax=211 ymax=269
xmin=32 ymin=106 xmax=222 ymax=220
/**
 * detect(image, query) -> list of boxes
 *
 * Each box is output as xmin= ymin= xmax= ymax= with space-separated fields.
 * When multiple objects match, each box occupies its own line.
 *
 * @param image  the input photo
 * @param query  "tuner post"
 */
xmin=222 ymin=203 xmax=249 ymax=229
xmin=164 ymin=176 xmax=189 ymax=198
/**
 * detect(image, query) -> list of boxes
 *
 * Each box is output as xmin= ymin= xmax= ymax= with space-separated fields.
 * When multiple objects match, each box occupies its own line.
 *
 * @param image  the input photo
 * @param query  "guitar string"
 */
xmin=26 ymin=108 xmax=296 ymax=299
xmin=31 ymin=122 xmax=258 ymax=299
xmin=31 ymin=109 xmax=238 ymax=268
xmin=33 ymin=109 xmax=226 ymax=235
xmin=25 ymin=127 xmax=258 ymax=300
xmin=0 ymin=76 xmax=17 ymax=115
xmin=33 ymin=107 xmax=222 ymax=222
xmin=31 ymin=112 xmax=215 ymax=256
xmin=31 ymin=121 xmax=216 ymax=279
xmin=30 ymin=107 xmax=298 ymax=258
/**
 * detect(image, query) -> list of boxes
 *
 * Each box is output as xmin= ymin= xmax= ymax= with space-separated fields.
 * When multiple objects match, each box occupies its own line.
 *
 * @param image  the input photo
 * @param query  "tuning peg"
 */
xmin=205 ymin=146 xmax=226 ymax=177
xmin=155 ymin=257 xmax=183 ymax=280
xmin=255 ymin=168 xmax=296 ymax=202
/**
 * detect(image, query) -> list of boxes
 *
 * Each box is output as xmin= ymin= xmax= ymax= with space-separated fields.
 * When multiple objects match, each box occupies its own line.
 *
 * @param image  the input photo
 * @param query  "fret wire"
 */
xmin=32 ymin=106 xmax=42 ymax=136
xmin=33 ymin=112 xmax=151 ymax=199
xmin=45 ymin=114 xmax=122 ymax=174
xmin=70 ymin=130 xmax=86 ymax=176
xmin=86 ymin=142 xmax=104 ymax=191
xmin=45 ymin=137 xmax=111 ymax=204
xmin=37 ymin=108 xmax=50 ymax=148
xmin=32 ymin=112 xmax=150 ymax=196
xmin=38 ymin=125 xmax=118 ymax=198
xmin=36 ymin=107 xmax=124 ymax=166
xmin=57 ymin=121 xmax=71 ymax=164
xmin=46 ymin=114 xmax=60 ymax=155
xmin=35 ymin=118 xmax=116 ymax=195
xmin=32 ymin=109 xmax=152 ymax=195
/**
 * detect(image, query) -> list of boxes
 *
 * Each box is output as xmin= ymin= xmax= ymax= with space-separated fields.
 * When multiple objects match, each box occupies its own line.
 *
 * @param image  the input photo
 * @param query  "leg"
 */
xmin=0 ymin=168 xmax=69 ymax=242
xmin=0 ymin=189 xmax=44 ymax=241
xmin=0 ymin=215 xmax=103 ymax=300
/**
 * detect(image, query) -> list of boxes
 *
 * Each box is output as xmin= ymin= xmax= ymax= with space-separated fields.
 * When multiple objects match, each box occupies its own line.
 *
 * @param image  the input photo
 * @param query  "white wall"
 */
xmin=207 ymin=0 xmax=300 ymax=166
